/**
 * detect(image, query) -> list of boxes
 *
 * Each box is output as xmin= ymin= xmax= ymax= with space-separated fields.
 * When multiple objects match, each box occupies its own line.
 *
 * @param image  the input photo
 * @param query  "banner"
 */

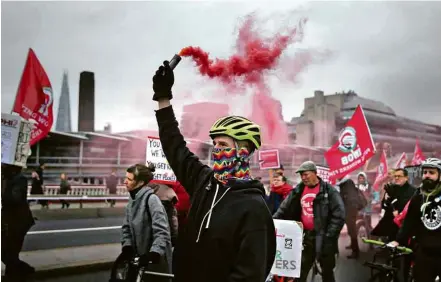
xmin=1 ymin=113 xmax=34 ymax=167
xmin=146 ymin=136 xmax=176 ymax=183
xmin=258 ymin=149 xmax=280 ymax=170
xmin=325 ymin=105 xmax=376 ymax=181
xmin=395 ymin=152 xmax=408 ymax=169
xmin=373 ymin=150 xmax=389 ymax=190
xmin=13 ymin=48 xmax=54 ymax=146
xmin=411 ymin=139 xmax=425 ymax=165
xmin=271 ymin=220 xmax=303 ymax=278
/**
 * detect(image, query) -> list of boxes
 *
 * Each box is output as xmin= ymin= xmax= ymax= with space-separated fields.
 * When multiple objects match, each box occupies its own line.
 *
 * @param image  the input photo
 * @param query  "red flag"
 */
xmin=13 ymin=48 xmax=54 ymax=145
xmin=395 ymin=152 xmax=408 ymax=169
xmin=325 ymin=105 xmax=376 ymax=181
xmin=373 ymin=150 xmax=389 ymax=190
xmin=411 ymin=139 xmax=425 ymax=165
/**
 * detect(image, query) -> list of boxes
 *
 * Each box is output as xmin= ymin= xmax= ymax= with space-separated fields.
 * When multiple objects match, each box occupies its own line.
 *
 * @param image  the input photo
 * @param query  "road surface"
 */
xmin=30 ymin=234 xmax=373 ymax=282
xmin=23 ymin=217 xmax=123 ymax=251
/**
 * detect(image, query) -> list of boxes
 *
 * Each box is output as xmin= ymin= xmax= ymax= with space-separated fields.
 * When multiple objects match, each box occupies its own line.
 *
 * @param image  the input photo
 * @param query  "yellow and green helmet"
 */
xmin=209 ymin=116 xmax=262 ymax=151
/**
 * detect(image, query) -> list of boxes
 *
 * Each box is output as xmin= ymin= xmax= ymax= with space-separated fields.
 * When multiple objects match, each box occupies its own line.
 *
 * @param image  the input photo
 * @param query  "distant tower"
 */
xmin=55 ymin=71 xmax=72 ymax=132
xmin=78 ymin=71 xmax=95 ymax=132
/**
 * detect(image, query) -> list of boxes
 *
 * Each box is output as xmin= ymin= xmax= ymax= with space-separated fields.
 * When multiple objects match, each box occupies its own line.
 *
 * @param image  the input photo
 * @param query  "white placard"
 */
xmin=316 ymin=165 xmax=331 ymax=183
xmin=272 ymin=219 xmax=303 ymax=278
xmin=146 ymin=136 xmax=176 ymax=183
xmin=1 ymin=113 xmax=33 ymax=167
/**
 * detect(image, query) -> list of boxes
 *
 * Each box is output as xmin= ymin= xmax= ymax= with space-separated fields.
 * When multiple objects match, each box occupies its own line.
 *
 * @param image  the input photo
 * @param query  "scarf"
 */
xmin=212 ymin=147 xmax=251 ymax=184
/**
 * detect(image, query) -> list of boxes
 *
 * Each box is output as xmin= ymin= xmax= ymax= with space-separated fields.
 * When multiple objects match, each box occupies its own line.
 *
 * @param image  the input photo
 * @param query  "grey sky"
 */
xmin=2 ymin=1 xmax=441 ymax=133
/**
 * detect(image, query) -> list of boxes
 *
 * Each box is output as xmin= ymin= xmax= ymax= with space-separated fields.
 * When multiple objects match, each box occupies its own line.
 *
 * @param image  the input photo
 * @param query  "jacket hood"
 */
xmin=225 ymin=178 xmax=265 ymax=196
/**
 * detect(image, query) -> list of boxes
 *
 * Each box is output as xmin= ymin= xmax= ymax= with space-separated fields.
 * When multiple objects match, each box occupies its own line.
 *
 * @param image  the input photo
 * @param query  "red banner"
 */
xmin=325 ymin=105 xmax=376 ymax=181
xmin=411 ymin=139 xmax=425 ymax=165
xmin=258 ymin=149 xmax=280 ymax=170
xmin=13 ymin=48 xmax=53 ymax=146
xmin=373 ymin=150 xmax=389 ymax=190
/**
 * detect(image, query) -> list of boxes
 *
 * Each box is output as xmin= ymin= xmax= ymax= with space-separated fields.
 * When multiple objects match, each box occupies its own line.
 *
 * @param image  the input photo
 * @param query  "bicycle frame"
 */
xmin=361 ymin=238 xmax=413 ymax=282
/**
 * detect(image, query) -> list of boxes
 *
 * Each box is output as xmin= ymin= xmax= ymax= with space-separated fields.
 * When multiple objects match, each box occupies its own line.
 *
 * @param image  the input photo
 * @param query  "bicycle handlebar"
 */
xmin=361 ymin=237 xmax=413 ymax=254
xmin=130 ymin=257 xmax=175 ymax=279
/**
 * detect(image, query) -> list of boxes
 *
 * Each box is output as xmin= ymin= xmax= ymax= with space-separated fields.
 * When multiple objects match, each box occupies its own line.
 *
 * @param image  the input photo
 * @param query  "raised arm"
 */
xmin=153 ymin=61 xmax=212 ymax=196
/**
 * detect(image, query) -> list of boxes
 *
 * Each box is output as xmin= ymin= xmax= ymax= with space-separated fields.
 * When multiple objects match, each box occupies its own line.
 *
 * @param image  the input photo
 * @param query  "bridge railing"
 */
xmin=28 ymin=185 xmax=129 ymax=196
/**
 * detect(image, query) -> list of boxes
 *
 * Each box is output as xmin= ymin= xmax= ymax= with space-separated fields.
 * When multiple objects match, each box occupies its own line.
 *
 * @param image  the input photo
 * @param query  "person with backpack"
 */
xmin=115 ymin=163 xmax=172 ymax=282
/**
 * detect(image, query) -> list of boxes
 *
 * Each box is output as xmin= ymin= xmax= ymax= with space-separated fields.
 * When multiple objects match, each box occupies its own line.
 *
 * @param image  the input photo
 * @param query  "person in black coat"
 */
xmin=106 ymin=169 xmax=118 ymax=207
xmin=371 ymin=168 xmax=415 ymax=241
xmin=1 ymin=164 xmax=36 ymax=281
xmin=337 ymin=176 xmax=364 ymax=259
xmin=152 ymin=60 xmax=276 ymax=282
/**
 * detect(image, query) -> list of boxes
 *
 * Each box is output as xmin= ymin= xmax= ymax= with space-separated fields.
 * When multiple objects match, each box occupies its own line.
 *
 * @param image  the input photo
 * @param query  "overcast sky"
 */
xmin=2 ymin=1 xmax=441 ymax=133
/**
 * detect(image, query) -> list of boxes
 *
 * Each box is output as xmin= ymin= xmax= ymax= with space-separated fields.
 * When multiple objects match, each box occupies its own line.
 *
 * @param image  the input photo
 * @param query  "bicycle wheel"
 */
xmin=357 ymin=220 xmax=371 ymax=253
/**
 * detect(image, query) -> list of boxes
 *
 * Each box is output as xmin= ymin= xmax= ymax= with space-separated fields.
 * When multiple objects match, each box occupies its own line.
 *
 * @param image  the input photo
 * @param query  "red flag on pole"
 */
xmin=395 ymin=152 xmax=408 ymax=169
xmin=411 ymin=139 xmax=425 ymax=165
xmin=325 ymin=105 xmax=376 ymax=182
xmin=373 ymin=150 xmax=389 ymax=190
xmin=12 ymin=48 xmax=54 ymax=146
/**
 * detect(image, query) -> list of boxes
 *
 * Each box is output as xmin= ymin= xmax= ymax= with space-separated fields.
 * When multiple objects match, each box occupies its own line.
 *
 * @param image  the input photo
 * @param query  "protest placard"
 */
xmin=259 ymin=149 xmax=280 ymax=170
xmin=271 ymin=219 xmax=303 ymax=278
xmin=316 ymin=165 xmax=331 ymax=184
xmin=1 ymin=113 xmax=33 ymax=167
xmin=146 ymin=136 xmax=176 ymax=183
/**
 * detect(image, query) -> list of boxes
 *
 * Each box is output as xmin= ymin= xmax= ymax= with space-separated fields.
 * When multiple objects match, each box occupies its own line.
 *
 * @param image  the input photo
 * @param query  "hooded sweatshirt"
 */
xmin=156 ymin=105 xmax=276 ymax=282
xmin=397 ymin=183 xmax=441 ymax=255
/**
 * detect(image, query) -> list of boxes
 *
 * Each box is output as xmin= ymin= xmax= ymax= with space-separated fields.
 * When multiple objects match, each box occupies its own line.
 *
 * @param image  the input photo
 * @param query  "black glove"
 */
xmin=152 ymin=60 xmax=174 ymax=101
xmin=139 ymin=251 xmax=161 ymax=266
xmin=120 ymin=246 xmax=135 ymax=261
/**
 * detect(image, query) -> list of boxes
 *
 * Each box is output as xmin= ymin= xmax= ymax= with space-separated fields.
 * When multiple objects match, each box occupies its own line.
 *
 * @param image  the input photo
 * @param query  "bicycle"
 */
xmin=110 ymin=256 xmax=174 ymax=282
xmin=361 ymin=238 xmax=414 ymax=282
xmin=356 ymin=212 xmax=374 ymax=252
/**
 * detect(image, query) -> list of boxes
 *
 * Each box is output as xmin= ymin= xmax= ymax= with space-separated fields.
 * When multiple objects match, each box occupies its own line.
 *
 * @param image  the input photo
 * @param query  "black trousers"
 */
xmin=346 ymin=210 xmax=359 ymax=253
xmin=297 ymin=233 xmax=336 ymax=282
xmin=413 ymin=249 xmax=441 ymax=282
xmin=1 ymin=224 xmax=34 ymax=280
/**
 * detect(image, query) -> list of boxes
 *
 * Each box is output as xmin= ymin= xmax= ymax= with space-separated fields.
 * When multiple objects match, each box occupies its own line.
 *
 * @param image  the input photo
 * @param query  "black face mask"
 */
xmin=421 ymin=178 xmax=438 ymax=193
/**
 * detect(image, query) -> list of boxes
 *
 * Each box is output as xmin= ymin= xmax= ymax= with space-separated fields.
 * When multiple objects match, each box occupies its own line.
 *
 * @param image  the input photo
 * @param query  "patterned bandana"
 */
xmin=212 ymin=147 xmax=251 ymax=184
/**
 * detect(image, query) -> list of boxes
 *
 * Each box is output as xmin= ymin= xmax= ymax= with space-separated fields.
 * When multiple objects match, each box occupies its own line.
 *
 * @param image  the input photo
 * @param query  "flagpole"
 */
xmin=11 ymin=48 xmax=32 ymax=115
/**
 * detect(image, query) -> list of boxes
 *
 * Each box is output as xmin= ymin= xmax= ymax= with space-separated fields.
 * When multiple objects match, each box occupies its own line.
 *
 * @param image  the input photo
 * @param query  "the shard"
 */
xmin=55 ymin=71 xmax=72 ymax=132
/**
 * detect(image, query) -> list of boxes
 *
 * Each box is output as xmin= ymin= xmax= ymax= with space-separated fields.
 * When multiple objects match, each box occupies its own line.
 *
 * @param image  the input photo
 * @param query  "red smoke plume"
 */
xmin=179 ymin=15 xmax=311 ymax=145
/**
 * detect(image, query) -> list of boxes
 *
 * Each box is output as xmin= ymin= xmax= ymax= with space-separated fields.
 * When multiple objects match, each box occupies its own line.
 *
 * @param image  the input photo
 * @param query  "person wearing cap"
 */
xmin=152 ymin=60 xmax=276 ymax=282
xmin=273 ymin=161 xmax=345 ymax=282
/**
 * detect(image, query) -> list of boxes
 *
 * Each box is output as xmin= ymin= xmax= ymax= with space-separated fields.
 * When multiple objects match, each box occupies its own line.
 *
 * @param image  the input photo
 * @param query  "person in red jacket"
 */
xmin=171 ymin=181 xmax=191 ymax=234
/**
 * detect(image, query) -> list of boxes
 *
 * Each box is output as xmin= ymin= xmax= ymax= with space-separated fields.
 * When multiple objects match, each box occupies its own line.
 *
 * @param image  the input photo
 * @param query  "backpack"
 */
xmin=145 ymin=193 xmax=178 ymax=246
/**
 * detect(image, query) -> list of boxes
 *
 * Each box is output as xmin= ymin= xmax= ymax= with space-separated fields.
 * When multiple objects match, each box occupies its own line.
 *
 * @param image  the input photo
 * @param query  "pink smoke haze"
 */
xmin=180 ymin=13 xmax=329 ymax=146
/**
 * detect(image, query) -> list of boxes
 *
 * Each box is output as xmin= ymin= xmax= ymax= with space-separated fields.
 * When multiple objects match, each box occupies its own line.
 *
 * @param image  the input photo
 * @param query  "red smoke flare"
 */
xmin=179 ymin=16 xmax=309 ymax=145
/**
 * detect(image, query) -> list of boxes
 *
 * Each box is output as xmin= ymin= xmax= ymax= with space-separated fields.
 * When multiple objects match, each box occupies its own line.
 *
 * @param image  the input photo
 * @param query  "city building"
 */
xmin=55 ymin=71 xmax=72 ymax=132
xmin=290 ymin=90 xmax=441 ymax=153
xmin=78 ymin=71 xmax=95 ymax=132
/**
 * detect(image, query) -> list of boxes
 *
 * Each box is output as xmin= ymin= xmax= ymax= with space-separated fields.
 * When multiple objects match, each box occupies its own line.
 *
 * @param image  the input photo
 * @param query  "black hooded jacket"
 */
xmin=156 ymin=105 xmax=276 ymax=282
